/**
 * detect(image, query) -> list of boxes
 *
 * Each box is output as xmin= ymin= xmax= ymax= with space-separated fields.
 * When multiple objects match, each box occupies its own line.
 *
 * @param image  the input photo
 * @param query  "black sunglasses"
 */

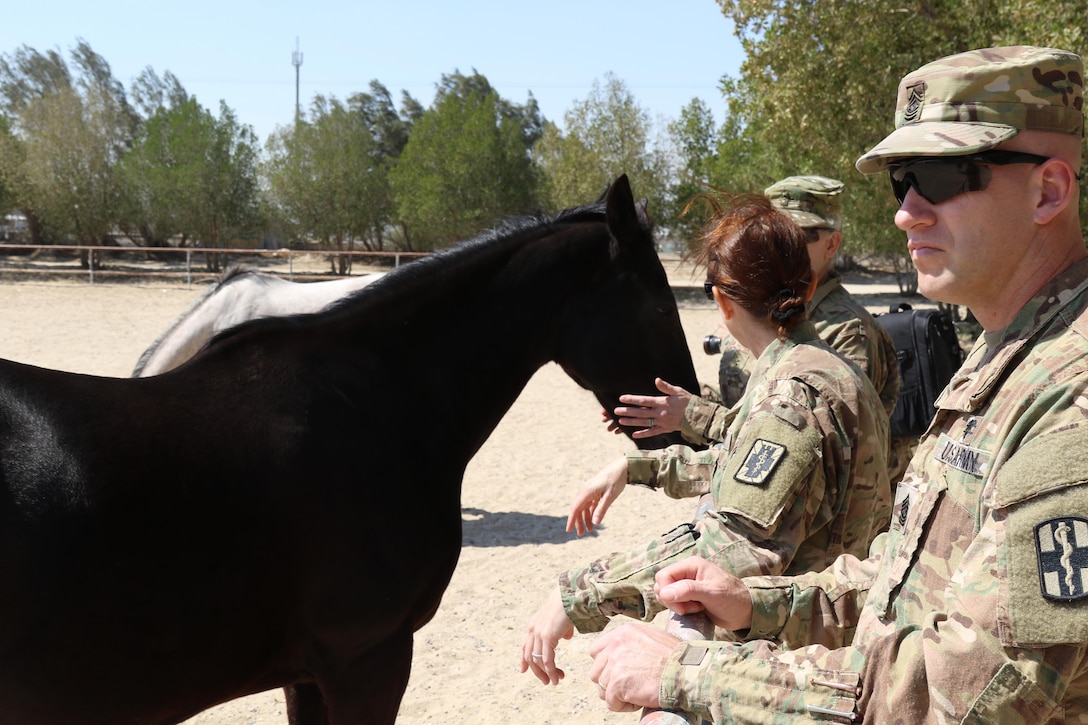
xmin=888 ymin=149 xmax=1049 ymax=206
xmin=703 ymin=281 xmax=715 ymax=300
xmin=804 ymin=228 xmax=832 ymax=243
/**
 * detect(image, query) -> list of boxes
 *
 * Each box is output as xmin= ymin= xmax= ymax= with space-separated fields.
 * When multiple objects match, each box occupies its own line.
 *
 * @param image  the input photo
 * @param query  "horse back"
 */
xmin=0 ymin=352 xmax=461 ymax=720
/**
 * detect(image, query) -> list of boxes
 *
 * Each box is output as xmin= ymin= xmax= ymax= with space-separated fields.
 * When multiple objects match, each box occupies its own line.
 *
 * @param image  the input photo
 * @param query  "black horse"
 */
xmin=0 ymin=175 xmax=698 ymax=724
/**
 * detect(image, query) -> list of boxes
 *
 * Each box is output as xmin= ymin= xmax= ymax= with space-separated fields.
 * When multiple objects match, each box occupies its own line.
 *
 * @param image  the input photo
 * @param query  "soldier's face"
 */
xmin=892 ymin=152 xmax=1039 ymax=321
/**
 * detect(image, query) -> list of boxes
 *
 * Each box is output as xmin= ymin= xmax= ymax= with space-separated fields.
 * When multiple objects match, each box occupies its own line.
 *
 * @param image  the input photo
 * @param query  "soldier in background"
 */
xmin=714 ymin=176 xmax=897 ymax=414
xmin=588 ymin=45 xmax=1088 ymax=723
xmin=616 ymin=176 xmax=913 ymax=483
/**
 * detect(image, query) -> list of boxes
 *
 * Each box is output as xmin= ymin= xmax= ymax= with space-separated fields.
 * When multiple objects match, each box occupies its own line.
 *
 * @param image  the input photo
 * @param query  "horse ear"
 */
xmin=605 ymin=174 xmax=652 ymax=259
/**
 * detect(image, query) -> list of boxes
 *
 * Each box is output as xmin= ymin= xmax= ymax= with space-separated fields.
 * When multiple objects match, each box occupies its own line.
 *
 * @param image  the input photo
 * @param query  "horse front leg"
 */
xmin=285 ymin=682 xmax=329 ymax=725
xmin=317 ymin=628 xmax=414 ymax=725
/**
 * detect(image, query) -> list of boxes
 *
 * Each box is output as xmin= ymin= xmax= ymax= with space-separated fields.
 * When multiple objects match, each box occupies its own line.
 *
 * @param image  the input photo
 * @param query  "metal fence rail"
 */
xmin=0 ymin=244 xmax=429 ymax=288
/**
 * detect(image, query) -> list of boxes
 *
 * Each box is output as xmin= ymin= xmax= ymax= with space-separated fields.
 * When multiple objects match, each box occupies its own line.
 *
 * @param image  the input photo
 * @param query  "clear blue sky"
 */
xmin=2 ymin=1 xmax=744 ymax=143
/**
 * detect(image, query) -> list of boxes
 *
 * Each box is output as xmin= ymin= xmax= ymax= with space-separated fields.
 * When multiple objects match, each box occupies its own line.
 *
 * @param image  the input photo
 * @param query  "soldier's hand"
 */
xmin=588 ymin=622 xmax=676 ymax=711
xmin=654 ymin=557 xmax=754 ymax=631
xmin=614 ymin=377 xmax=693 ymax=438
xmin=567 ymin=456 xmax=627 ymax=535
xmin=520 ymin=586 xmax=576 ymax=686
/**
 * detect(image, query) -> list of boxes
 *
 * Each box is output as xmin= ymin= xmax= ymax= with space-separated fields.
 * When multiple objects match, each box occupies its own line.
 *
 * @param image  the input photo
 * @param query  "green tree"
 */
xmin=0 ymin=45 xmax=71 ymax=121
xmin=17 ymin=86 xmax=131 ymax=266
xmin=0 ymin=116 xmax=19 ymax=219
xmin=346 ymin=81 xmax=418 ymax=252
xmin=664 ymin=98 xmax=727 ymax=246
xmin=389 ymin=70 xmax=540 ymax=250
xmin=713 ymin=0 xmax=1088 ymax=289
xmin=122 ymin=97 xmax=262 ymax=269
xmin=534 ymin=74 xmax=668 ymax=230
xmin=128 ymin=66 xmax=190 ymax=120
xmin=0 ymin=39 xmax=137 ymax=264
xmin=264 ymin=94 xmax=396 ymax=272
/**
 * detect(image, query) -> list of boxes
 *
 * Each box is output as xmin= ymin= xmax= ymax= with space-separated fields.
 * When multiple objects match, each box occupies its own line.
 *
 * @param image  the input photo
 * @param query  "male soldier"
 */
xmin=615 ymin=176 xmax=910 ymax=482
xmin=588 ymin=45 xmax=1088 ymax=722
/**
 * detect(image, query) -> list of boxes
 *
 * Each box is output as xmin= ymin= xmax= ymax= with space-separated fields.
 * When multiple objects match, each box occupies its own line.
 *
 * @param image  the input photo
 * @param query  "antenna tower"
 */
xmin=292 ymin=37 xmax=303 ymax=124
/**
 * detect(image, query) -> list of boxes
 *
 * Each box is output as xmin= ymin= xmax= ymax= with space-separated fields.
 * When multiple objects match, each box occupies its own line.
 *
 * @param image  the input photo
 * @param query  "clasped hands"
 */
xmin=521 ymin=556 xmax=753 ymax=712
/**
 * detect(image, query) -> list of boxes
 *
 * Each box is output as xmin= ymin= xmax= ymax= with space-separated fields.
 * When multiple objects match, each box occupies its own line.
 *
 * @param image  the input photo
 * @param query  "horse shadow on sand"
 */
xmin=461 ymin=507 xmax=604 ymax=547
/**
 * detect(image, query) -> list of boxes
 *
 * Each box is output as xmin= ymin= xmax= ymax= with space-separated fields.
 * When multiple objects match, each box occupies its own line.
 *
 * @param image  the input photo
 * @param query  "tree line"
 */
xmin=1 ymin=4 xmax=1084 ymax=285
xmin=0 ymin=39 xmax=684 ymax=274
xmin=697 ymin=0 xmax=1087 ymax=290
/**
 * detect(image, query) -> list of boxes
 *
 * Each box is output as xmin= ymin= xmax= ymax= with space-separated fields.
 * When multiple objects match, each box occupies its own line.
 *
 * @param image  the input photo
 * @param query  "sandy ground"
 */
xmin=0 ymin=264 xmax=921 ymax=724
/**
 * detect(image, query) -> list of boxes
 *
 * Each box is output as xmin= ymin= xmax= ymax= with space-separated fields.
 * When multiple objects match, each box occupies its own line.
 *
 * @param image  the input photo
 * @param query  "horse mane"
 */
xmin=206 ymin=200 xmax=612 ymax=348
xmin=330 ymin=201 xmax=610 ymax=315
xmin=131 ymin=265 xmax=267 ymax=376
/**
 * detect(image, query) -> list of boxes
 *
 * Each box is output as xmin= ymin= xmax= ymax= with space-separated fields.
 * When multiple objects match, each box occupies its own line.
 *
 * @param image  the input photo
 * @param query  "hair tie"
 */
xmin=770 ymin=305 xmax=803 ymax=323
xmin=775 ymin=287 xmax=796 ymax=300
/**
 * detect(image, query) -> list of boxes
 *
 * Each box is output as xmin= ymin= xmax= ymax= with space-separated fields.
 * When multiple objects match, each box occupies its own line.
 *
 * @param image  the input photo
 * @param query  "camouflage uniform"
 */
xmin=656 ymin=46 xmax=1088 ymax=723
xmin=691 ymin=270 xmax=901 ymax=443
xmin=561 ymin=321 xmax=891 ymax=633
xmin=692 ymin=176 xmax=908 ymax=482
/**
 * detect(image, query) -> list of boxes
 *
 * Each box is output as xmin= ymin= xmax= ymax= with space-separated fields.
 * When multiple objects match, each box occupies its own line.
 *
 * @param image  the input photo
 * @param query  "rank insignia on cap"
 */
xmin=734 ymin=439 xmax=786 ymax=485
xmin=903 ymin=82 xmax=926 ymax=123
xmin=1035 ymin=516 xmax=1088 ymax=601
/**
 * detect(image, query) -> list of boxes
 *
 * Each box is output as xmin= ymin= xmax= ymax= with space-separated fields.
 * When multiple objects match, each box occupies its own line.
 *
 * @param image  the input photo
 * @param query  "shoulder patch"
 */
xmin=1003 ymin=482 xmax=1088 ymax=646
xmin=734 ymin=439 xmax=787 ymax=485
xmin=715 ymin=415 xmax=821 ymax=529
xmin=1035 ymin=517 xmax=1088 ymax=601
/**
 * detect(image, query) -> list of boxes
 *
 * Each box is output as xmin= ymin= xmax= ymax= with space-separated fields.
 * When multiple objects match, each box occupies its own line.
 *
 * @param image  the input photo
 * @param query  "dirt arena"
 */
xmin=0 ymin=264 xmax=918 ymax=724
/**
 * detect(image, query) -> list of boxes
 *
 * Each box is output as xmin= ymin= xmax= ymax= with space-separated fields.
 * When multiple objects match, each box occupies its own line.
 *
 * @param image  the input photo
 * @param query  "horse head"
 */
xmin=554 ymin=174 xmax=698 ymax=449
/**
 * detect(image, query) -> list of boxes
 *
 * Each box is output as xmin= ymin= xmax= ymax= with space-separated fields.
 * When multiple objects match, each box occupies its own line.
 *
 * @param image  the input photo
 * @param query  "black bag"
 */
xmin=877 ymin=303 xmax=966 ymax=438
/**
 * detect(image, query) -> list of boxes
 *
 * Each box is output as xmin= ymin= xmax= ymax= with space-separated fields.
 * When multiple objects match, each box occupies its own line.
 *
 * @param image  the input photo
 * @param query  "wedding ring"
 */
xmin=531 ymin=653 xmax=543 ymax=659
xmin=648 ymin=417 xmax=655 ymax=427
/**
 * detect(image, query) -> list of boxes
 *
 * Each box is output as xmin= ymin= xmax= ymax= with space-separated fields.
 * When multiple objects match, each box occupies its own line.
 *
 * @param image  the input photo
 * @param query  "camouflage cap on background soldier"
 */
xmin=763 ymin=175 xmax=844 ymax=230
xmin=857 ymin=45 xmax=1084 ymax=172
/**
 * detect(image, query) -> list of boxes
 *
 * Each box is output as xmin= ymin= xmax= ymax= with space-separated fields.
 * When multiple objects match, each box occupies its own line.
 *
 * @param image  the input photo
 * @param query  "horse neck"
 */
xmin=341 ymin=226 xmax=595 ymax=461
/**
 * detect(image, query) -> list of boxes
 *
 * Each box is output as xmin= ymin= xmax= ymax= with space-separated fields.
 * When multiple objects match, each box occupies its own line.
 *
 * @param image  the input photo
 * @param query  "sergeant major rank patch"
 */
xmin=1035 ymin=516 xmax=1088 ymax=601
xmin=902 ymin=82 xmax=926 ymax=124
xmin=734 ymin=439 xmax=786 ymax=485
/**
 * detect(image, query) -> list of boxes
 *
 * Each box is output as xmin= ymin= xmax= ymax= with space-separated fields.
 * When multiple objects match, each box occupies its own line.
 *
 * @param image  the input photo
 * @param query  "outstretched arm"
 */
xmin=612 ymin=377 xmax=694 ymax=438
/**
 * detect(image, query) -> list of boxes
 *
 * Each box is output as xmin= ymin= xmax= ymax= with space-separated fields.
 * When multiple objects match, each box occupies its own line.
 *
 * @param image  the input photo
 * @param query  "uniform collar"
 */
xmin=939 ymin=258 xmax=1088 ymax=413
xmin=808 ymin=271 xmax=843 ymax=312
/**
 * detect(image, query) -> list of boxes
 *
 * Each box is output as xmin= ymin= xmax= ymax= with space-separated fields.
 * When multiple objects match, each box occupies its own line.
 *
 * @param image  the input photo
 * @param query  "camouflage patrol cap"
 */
xmin=764 ymin=175 xmax=844 ymax=229
xmin=856 ymin=46 xmax=1084 ymax=173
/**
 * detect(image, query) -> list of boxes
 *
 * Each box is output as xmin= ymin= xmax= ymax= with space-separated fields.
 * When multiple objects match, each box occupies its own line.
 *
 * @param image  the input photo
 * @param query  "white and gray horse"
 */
xmin=133 ymin=267 xmax=386 ymax=376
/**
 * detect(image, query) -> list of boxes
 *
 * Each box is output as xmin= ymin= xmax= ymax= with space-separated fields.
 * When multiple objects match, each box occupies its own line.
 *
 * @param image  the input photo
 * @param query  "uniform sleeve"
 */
xmin=680 ymin=395 xmax=738 ymax=447
xmin=625 ymin=443 xmax=719 ymax=499
xmin=563 ymin=405 xmax=826 ymax=634
xmin=743 ymin=543 xmax=882 ymax=650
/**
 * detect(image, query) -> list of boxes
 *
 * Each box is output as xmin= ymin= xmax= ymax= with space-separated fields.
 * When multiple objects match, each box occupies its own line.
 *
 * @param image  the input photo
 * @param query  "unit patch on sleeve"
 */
xmin=1035 ymin=516 xmax=1088 ymax=602
xmin=734 ymin=439 xmax=786 ymax=485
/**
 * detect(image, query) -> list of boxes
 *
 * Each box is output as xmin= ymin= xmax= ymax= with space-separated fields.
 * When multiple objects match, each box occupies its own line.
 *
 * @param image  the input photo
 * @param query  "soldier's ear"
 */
xmin=715 ymin=289 xmax=734 ymax=320
xmin=1032 ymin=158 xmax=1078 ymax=226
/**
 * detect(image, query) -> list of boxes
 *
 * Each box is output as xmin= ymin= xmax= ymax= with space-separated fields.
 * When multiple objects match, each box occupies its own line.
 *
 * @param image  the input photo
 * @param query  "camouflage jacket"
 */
xmin=659 ymin=260 xmax=1088 ymax=723
xmin=686 ymin=272 xmax=901 ymax=446
xmin=560 ymin=322 xmax=892 ymax=633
